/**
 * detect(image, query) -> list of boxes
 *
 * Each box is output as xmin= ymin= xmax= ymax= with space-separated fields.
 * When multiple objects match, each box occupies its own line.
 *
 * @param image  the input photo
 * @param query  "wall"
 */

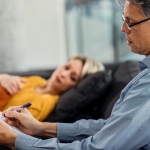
xmin=0 ymin=0 xmax=67 ymax=71
xmin=0 ymin=0 xmax=28 ymax=71
xmin=24 ymin=0 xmax=67 ymax=70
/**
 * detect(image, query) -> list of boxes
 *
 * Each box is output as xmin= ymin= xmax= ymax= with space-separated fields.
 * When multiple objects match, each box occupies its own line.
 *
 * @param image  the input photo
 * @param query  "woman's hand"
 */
xmin=2 ymin=106 xmax=42 ymax=136
xmin=0 ymin=74 xmax=27 ymax=95
xmin=0 ymin=120 xmax=17 ymax=150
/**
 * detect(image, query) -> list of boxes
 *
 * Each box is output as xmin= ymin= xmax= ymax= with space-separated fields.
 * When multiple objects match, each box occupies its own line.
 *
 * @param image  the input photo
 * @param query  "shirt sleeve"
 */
xmin=57 ymin=119 xmax=107 ymax=142
xmin=15 ymin=73 xmax=150 ymax=150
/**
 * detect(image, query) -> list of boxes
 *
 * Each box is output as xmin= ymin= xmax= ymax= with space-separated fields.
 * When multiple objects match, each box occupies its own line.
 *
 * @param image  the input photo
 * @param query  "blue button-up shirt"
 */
xmin=15 ymin=56 xmax=150 ymax=150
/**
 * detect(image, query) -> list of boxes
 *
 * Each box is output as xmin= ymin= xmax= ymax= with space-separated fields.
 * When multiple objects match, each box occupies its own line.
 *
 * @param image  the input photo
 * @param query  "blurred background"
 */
xmin=0 ymin=0 xmax=144 ymax=72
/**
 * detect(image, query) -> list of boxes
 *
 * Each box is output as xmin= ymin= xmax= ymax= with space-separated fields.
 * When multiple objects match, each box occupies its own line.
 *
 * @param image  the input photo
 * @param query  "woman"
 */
xmin=0 ymin=56 xmax=105 ymax=121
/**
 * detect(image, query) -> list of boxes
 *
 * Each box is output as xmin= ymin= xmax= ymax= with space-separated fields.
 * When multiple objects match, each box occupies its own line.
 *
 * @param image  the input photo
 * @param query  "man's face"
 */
xmin=121 ymin=1 xmax=150 ymax=56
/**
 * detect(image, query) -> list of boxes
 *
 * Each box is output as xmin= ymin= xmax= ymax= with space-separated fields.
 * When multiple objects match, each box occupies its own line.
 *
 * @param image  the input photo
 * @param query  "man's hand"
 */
xmin=3 ymin=106 xmax=57 ymax=138
xmin=0 ymin=74 xmax=27 ymax=95
xmin=0 ymin=121 xmax=17 ymax=150
xmin=3 ymin=106 xmax=42 ymax=136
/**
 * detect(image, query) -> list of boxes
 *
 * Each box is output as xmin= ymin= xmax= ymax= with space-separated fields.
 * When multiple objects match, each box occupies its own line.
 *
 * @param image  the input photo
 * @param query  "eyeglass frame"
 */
xmin=121 ymin=13 xmax=150 ymax=30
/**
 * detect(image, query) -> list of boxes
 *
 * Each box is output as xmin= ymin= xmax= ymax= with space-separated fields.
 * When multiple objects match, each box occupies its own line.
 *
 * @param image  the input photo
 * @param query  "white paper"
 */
xmin=0 ymin=112 xmax=24 ymax=135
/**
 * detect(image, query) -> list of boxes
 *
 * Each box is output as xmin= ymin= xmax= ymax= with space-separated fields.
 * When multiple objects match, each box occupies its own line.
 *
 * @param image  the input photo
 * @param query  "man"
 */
xmin=0 ymin=0 xmax=150 ymax=149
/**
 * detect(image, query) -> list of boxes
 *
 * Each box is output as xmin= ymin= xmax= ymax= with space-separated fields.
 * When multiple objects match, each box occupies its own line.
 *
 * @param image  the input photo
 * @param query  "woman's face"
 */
xmin=49 ymin=58 xmax=83 ymax=94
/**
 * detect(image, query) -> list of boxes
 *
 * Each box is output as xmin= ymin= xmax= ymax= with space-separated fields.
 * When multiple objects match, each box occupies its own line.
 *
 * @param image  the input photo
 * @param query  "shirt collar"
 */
xmin=138 ymin=55 xmax=150 ymax=72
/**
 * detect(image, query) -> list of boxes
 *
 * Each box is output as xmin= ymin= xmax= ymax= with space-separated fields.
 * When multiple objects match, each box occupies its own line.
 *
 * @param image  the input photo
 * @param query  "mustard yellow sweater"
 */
xmin=2 ymin=76 xmax=59 ymax=121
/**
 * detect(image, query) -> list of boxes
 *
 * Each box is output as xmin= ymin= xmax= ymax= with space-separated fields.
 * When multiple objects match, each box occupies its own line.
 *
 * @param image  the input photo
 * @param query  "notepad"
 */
xmin=0 ymin=112 xmax=24 ymax=135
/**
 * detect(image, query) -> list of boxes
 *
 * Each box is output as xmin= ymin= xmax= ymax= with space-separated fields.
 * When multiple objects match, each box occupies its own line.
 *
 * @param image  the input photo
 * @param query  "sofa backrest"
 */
xmin=3 ymin=69 xmax=55 ymax=80
xmin=2 ymin=60 xmax=139 ymax=123
xmin=93 ymin=60 xmax=139 ymax=119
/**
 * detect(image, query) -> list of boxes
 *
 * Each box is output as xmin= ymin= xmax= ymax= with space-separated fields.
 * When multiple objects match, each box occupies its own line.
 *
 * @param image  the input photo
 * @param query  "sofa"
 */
xmin=0 ymin=60 xmax=139 ymax=150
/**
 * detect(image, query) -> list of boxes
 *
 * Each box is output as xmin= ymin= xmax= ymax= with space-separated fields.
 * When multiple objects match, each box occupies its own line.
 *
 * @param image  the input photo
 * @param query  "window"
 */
xmin=65 ymin=0 xmax=144 ymax=63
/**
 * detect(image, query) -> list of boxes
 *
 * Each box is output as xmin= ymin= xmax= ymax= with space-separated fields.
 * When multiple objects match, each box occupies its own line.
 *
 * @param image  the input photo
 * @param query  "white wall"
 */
xmin=23 ymin=0 xmax=67 ymax=70
xmin=0 ymin=0 xmax=28 ymax=72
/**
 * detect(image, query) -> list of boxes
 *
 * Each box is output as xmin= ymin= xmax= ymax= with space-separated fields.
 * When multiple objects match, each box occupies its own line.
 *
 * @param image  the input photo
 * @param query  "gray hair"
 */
xmin=71 ymin=56 xmax=105 ymax=80
xmin=117 ymin=0 xmax=150 ymax=18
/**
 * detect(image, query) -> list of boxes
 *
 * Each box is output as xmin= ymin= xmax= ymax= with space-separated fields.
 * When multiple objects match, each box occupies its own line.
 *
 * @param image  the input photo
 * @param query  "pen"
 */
xmin=15 ymin=102 xmax=32 ymax=112
xmin=3 ymin=102 xmax=32 ymax=118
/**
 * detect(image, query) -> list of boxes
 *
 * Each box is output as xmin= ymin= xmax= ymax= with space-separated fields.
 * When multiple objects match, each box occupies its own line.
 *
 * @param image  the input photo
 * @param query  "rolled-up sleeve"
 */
xmin=15 ymin=119 xmax=107 ymax=150
xmin=57 ymin=119 xmax=107 ymax=142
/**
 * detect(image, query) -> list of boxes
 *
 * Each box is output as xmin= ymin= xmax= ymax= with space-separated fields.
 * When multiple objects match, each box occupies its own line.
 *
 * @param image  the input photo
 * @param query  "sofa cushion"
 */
xmin=45 ymin=70 xmax=112 ymax=123
xmin=94 ymin=60 xmax=139 ymax=119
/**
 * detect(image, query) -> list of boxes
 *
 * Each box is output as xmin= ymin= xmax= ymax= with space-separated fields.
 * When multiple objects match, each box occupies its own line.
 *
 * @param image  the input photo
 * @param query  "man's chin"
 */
xmin=130 ymin=47 xmax=137 ymax=53
xmin=130 ymin=48 xmax=142 ymax=55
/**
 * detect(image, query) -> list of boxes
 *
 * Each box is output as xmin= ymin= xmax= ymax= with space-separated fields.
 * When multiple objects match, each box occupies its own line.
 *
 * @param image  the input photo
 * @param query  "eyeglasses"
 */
xmin=121 ymin=13 xmax=150 ymax=30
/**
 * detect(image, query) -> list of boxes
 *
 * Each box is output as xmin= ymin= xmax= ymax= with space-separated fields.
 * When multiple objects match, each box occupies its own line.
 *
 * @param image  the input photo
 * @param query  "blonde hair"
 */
xmin=70 ymin=56 xmax=105 ymax=80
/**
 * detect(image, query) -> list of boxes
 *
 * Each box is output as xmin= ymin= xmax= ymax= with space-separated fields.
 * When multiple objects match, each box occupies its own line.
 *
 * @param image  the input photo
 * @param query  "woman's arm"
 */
xmin=0 ymin=74 xmax=27 ymax=95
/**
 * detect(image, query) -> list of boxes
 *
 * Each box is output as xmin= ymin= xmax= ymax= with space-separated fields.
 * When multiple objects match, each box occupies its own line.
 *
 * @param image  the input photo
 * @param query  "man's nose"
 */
xmin=121 ymin=22 xmax=131 ymax=34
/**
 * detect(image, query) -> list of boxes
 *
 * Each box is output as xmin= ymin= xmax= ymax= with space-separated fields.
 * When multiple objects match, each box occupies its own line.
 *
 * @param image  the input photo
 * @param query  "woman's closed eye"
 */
xmin=65 ymin=65 xmax=70 ymax=70
xmin=64 ymin=64 xmax=79 ymax=82
xmin=70 ymin=74 xmax=78 ymax=82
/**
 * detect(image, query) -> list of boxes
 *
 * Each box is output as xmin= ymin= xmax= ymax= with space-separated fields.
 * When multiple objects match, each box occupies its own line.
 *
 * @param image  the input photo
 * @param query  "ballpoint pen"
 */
xmin=15 ymin=102 xmax=32 ymax=112
xmin=2 ymin=102 xmax=32 ymax=118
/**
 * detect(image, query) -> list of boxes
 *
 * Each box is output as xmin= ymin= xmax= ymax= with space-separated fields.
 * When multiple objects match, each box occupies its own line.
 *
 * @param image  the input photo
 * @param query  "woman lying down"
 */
xmin=0 ymin=56 xmax=104 ymax=121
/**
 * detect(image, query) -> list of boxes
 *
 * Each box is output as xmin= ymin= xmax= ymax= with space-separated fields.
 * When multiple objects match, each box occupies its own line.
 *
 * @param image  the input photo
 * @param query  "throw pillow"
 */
xmin=95 ymin=61 xmax=139 ymax=119
xmin=45 ymin=70 xmax=112 ymax=123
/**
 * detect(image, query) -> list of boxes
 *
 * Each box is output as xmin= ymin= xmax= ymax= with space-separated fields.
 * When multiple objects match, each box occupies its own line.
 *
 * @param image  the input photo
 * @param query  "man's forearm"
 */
xmin=7 ymin=134 xmax=17 ymax=150
xmin=0 ymin=131 xmax=17 ymax=150
xmin=35 ymin=122 xmax=57 ymax=138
